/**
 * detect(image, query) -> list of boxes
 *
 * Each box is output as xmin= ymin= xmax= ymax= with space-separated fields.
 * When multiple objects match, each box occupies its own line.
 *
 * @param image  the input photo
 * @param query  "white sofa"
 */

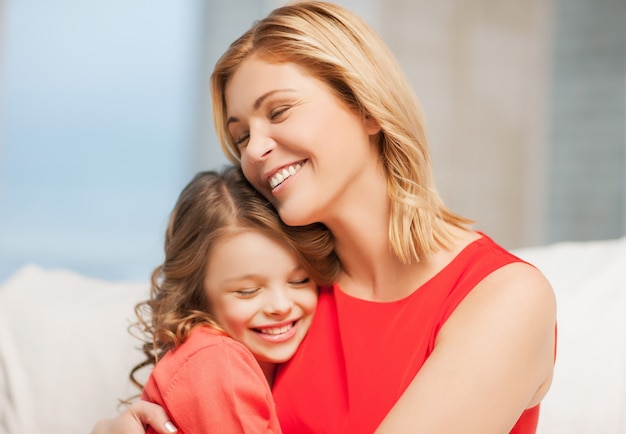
xmin=1 ymin=237 xmax=625 ymax=434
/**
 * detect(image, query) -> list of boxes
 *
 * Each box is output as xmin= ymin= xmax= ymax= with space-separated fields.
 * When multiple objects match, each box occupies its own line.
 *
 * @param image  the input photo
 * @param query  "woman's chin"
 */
xmin=277 ymin=207 xmax=316 ymax=227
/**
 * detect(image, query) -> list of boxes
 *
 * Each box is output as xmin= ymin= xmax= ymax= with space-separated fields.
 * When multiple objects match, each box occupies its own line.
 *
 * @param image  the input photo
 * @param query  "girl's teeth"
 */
xmin=260 ymin=324 xmax=292 ymax=335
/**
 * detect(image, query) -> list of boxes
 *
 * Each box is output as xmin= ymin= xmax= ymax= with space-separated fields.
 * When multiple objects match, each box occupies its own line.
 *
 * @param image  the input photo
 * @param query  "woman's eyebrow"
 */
xmin=253 ymin=89 xmax=296 ymax=109
xmin=227 ymin=89 xmax=296 ymax=127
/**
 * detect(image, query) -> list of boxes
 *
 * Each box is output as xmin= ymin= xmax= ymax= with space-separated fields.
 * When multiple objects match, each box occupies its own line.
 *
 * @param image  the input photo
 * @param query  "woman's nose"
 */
xmin=245 ymin=129 xmax=275 ymax=161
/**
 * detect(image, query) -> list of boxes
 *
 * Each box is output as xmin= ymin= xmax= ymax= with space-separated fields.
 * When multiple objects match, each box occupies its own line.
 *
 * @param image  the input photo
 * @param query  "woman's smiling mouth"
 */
xmin=269 ymin=162 xmax=305 ymax=189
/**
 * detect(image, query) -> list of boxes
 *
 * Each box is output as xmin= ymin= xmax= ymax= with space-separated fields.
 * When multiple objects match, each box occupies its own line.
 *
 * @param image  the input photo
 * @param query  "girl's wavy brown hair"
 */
xmin=128 ymin=166 xmax=338 ymax=392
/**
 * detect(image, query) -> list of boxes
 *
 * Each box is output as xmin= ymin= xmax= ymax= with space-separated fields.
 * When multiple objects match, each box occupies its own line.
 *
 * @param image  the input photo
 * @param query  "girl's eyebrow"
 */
xmin=226 ymin=89 xmax=296 ymax=126
xmin=221 ymin=273 xmax=262 ymax=284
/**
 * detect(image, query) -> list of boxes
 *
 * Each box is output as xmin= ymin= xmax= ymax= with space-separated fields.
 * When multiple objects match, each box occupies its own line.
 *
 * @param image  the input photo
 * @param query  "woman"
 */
xmin=92 ymin=2 xmax=556 ymax=433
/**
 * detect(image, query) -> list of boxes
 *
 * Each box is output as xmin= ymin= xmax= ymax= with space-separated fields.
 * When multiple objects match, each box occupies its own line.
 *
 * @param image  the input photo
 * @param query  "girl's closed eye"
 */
xmin=289 ymin=276 xmax=311 ymax=286
xmin=235 ymin=287 xmax=261 ymax=297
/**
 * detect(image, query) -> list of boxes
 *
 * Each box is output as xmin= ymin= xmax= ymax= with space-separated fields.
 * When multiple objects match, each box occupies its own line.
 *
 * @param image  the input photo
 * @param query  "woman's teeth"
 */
xmin=269 ymin=163 xmax=302 ymax=189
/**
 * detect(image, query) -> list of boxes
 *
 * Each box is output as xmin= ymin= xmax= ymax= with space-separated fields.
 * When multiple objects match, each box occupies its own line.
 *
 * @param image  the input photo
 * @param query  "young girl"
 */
xmin=131 ymin=166 xmax=338 ymax=433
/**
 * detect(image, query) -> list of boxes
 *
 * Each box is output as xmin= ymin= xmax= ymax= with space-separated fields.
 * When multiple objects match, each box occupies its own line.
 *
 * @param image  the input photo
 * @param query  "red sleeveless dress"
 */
xmin=272 ymin=234 xmax=540 ymax=433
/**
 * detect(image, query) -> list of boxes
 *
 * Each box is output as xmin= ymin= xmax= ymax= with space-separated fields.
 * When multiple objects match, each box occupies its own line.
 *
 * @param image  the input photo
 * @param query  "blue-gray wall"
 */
xmin=547 ymin=0 xmax=626 ymax=242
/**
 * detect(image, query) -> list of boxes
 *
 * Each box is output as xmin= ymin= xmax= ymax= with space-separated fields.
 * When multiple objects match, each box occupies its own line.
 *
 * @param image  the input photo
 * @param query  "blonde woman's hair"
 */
xmin=211 ymin=1 xmax=472 ymax=264
xmin=129 ymin=166 xmax=337 ymax=391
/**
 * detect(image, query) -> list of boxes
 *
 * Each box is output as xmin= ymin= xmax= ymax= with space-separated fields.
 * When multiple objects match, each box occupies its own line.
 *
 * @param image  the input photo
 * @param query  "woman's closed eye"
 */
xmin=269 ymin=105 xmax=290 ymax=121
xmin=234 ymin=131 xmax=250 ymax=149
xmin=232 ymin=104 xmax=293 ymax=148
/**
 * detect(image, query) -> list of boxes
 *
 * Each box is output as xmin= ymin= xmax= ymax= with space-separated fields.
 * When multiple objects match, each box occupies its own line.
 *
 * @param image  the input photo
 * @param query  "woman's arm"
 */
xmin=90 ymin=400 xmax=177 ymax=434
xmin=376 ymin=262 xmax=556 ymax=433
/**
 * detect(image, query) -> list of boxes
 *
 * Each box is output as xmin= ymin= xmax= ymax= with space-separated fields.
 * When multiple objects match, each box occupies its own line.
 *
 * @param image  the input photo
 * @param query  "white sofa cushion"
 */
xmin=0 ymin=265 xmax=148 ymax=434
xmin=514 ymin=237 xmax=626 ymax=433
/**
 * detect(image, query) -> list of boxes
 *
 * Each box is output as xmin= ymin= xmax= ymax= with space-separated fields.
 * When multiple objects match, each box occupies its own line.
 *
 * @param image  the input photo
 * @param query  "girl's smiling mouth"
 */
xmin=253 ymin=321 xmax=299 ymax=342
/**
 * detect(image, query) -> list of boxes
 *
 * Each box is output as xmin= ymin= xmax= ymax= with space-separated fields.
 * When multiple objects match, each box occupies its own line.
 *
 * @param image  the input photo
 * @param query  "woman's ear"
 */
xmin=364 ymin=115 xmax=381 ymax=135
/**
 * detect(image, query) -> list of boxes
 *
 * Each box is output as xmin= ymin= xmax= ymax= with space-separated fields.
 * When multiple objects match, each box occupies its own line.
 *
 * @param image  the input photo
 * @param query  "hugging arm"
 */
xmin=90 ymin=400 xmax=176 ymax=434
xmin=376 ymin=263 xmax=556 ymax=434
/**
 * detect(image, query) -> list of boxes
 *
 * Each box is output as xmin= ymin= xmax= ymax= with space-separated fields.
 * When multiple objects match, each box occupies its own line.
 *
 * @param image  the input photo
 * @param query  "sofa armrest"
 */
xmin=0 ymin=265 xmax=149 ymax=434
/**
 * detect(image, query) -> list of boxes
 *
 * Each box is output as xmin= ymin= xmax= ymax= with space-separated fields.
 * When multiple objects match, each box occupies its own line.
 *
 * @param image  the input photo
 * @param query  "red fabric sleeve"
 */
xmin=145 ymin=334 xmax=281 ymax=434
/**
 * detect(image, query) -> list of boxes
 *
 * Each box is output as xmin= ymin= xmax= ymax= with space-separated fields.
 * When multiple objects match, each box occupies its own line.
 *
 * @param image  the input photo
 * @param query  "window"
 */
xmin=0 ymin=0 xmax=206 ymax=282
xmin=0 ymin=0 xmax=380 ymax=284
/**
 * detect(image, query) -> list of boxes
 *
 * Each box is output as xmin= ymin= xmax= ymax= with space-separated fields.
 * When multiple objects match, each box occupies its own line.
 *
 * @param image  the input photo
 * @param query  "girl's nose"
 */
xmin=265 ymin=288 xmax=293 ymax=316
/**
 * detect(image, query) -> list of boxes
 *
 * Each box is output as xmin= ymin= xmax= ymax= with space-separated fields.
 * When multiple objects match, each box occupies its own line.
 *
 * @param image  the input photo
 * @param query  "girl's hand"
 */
xmin=90 ymin=400 xmax=177 ymax=434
